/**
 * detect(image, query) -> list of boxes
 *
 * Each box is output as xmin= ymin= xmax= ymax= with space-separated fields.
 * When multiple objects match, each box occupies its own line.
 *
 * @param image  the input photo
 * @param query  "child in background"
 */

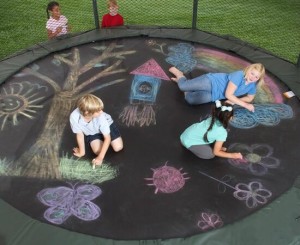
xmin=101 ymin=0 xmax=124 ymax=28
xmin=70 ymin=94 xmax=123 ymax=168
xmin=46 ymin=1 xmax=70 ymax=39
xmin=180 ymin=100 xmax=243 ymax=160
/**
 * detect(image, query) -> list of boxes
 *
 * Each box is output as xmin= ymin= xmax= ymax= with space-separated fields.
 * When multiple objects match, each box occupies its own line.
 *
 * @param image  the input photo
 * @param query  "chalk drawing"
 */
xmin=146 ymin=39 xmax=168 ymax=55
xmin=230 ymin=103 xmax=293 ymax=129
xmin=227 ymin=143 xmax=280 ymax=176
xmin=119 ymin=75 xmax=160 ymax=127
xmin=145 ymin=162 xmax=190 ymax=194
xmin=37 ymin=183 xmax=101 ymax=224
xmin=218 ymin=175 xmax=236 ymax=193
xmin=197 ymin=212 xmax=223 ymax=231
xmin=0 ymin=81 xmax=45 ymax=130
xmin=233 ymin=182 xmax=272 ymax=208
xmin=130 ymin=58 xmax=170 ymax=81
xmin=129 ymin=75 xmax=161 ymax=103
xmin=199 ymin=171 xmax=272 ymax=208
xmin=166 ymin=43 xmax=197 ymax=73
xmin=120 ymin=59 xmax=169 ymax=127
xmin=51 ymin=52 xmax=72 ymax=66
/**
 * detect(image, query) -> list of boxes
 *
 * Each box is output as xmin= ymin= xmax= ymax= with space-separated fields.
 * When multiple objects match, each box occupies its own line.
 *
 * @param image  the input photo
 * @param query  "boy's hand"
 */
xmin=92 ymin=157 xmax=103 ymax=168
xmin=73 ymin=147 xmax=84 ymax=157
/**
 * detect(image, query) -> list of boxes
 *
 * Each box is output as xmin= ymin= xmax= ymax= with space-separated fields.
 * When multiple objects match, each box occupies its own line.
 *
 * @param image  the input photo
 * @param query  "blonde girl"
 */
xmin=169 ymin=63 xmax=265 ymax=112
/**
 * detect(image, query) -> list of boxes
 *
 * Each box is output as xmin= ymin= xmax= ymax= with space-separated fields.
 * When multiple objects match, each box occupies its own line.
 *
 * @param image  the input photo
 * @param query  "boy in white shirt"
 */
xmin=70 ymin=94 xmax=123 ymax=168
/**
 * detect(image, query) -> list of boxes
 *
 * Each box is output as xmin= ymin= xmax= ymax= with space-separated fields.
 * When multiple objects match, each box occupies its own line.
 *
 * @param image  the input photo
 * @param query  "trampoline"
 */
xmin=0 ymin=27 xmax=300 ymax=244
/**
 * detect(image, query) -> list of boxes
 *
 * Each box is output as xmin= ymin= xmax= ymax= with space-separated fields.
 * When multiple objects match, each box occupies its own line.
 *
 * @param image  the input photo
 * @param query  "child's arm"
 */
xmin=47 ymin=27 xmax=63 ymax=39
xmin=67 ymin=23 xmax=71 ymax=32
xmin=225 ymin=81 xmax=255 ymax=112
xmin=213 ymin=141 xmax=243 ymax=159
xmin=92 ymin=134 xmax=111 ymax=165
xmin=73 ymin=132 xmax=85 ymax=157
xmin=101 ymin=14 xmax=109 ymax=28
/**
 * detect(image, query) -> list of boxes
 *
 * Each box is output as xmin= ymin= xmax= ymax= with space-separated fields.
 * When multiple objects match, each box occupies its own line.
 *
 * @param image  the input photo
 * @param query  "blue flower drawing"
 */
xmin=230 ymin=103 xmax=293 ymax=129
xmin=166 ymin=43 xmax=197 ymax=73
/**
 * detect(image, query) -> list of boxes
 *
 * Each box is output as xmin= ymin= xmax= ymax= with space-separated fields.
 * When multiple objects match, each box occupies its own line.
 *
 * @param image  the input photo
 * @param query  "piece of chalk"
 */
xmin=283 ymin=91 xmax=295 ymax=98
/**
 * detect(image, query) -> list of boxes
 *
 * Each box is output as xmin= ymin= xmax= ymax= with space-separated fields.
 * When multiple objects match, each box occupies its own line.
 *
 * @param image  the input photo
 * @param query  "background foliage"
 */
xmin=0 ymin=0 xmax=299 ymax=63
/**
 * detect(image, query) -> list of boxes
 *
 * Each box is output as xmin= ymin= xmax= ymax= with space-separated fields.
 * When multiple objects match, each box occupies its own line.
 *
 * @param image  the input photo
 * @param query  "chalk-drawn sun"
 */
xmin=145 ymin=162 xmax=190 ymax=194
xmin=0 ymin=81 xmax=45 ymax=130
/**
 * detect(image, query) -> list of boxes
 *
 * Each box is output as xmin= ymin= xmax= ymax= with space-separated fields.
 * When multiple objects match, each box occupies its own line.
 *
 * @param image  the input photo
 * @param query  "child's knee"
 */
xmin=205 ymin=155 xmax=215 ymax=160
xmin=111 ymin=137 xmax=123 ymax=152
xmin=185 ymin=95 xmax=198 ymax=105
xmin=92 ymin=148 xmax=101 ymax=155
xmin=113 ymin=144 xmax=123 ymax=152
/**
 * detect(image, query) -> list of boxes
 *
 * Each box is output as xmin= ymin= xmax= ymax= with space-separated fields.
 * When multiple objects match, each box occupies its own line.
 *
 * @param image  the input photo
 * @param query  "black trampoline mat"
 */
xmin=0 ymin=37 xmax=300 ymax=240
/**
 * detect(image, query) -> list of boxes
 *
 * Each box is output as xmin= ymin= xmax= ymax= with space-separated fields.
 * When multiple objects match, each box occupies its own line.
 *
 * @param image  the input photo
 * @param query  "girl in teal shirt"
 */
xmin=180 ymin=100 xmax=243 ymax=159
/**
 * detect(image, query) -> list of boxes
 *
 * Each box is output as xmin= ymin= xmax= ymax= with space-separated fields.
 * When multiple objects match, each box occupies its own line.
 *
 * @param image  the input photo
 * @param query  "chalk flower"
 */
xmin=146 ymin=40 xmax=157 ymax=46
xmin=228 ymin=143 xmax=280 ymax=175
xmin=197 ymin=212 xmax=223 ymax=231
xmin=233 ymin=181 xmax=272 ymax=208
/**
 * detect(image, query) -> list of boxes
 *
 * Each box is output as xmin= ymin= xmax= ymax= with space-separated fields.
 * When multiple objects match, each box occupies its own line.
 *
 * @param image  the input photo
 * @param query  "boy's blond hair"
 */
xmin=77 ymin=94 xmax=104 ymax=116
xmin=244 ymin=63 xmax=265 ymax=86
xmin=107 ymin=0 xmax=118 ymax=7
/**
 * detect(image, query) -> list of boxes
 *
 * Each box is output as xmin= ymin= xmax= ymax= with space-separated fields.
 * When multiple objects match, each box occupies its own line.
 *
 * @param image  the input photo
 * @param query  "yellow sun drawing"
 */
xmin=0 ymin=81 xmax=45 ymax=130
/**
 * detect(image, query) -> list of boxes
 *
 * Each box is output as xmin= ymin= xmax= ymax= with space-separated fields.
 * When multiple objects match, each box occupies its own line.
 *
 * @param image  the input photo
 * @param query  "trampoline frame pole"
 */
xmin=192 ymin=0 xmax=199 ymax=29
xmin=92 ymin=0 xmax=100 ymax=29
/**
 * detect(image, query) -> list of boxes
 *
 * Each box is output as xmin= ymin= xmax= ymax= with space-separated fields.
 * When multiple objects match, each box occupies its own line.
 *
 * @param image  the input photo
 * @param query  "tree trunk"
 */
xmin=19 ymin=93 xmax=74 ymax=179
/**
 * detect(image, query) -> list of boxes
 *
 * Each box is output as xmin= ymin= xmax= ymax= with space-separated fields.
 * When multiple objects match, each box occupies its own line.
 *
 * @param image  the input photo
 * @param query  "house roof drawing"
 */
xmin=130 ymin=58 xmax=170 ymax=81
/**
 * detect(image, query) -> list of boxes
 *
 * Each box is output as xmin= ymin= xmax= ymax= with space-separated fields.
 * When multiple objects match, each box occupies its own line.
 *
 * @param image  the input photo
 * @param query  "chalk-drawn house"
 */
xmin=120 ymin=58 xmax=170 ymax=127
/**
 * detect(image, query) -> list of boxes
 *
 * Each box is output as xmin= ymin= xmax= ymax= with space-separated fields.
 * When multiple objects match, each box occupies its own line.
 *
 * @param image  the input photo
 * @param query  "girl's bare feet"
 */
xmin=169 ymin=67 xmax=184 ymax=82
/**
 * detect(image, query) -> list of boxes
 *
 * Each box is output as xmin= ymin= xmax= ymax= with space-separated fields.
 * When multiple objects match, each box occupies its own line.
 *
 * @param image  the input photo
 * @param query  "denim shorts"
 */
xmin=85 ymin=122 xmax=121 ymax=144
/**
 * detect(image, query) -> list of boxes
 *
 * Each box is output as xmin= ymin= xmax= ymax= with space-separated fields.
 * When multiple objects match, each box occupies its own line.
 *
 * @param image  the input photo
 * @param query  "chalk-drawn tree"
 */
xmin=14 ymin=43 xmax=135 ymax=179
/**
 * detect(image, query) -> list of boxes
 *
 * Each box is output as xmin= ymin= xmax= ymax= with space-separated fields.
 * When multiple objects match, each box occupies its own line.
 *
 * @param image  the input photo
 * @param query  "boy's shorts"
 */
xmin=85 ymin=122 xmax=121 ymax=144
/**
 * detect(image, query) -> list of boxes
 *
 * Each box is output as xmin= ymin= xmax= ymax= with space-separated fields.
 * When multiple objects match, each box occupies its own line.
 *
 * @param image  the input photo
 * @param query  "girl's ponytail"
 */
xmin=203 ymin=107 xmax=216 ymax=143
xmin=203 ymin=100 xmax=233 ymax=142
xmin=46 ymin=8 xmax=50 ymax=19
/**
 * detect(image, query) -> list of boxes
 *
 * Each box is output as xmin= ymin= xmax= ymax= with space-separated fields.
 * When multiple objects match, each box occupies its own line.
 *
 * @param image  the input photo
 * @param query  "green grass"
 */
xmin=0 ymin=158 xmax=21 ymax=176
xmin=197 ymin=0 xmax=300 ymax=64
xmin=0 ymin=0 xmax=299 ymax=63
xmin=59 ymin=155 xmax=119 ymax=184
xmin=0 ymin=155 xmax=118 ymax=184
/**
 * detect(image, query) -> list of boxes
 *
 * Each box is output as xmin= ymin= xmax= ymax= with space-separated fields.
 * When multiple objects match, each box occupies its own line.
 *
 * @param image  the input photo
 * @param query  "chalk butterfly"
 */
xmin=37 ymin=183 xmax=102 ymax=224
